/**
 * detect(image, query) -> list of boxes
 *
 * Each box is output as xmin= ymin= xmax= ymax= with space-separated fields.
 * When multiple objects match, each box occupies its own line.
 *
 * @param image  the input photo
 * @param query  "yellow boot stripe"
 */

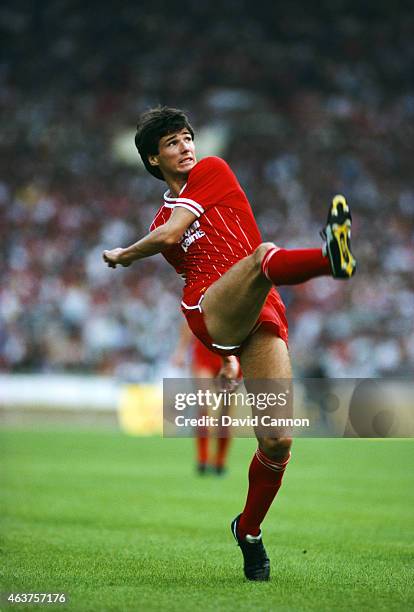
xmin=332 ymin=194 xmax=349 ymax=214
xmin=333 ymin=223 xmax=355 ymax=276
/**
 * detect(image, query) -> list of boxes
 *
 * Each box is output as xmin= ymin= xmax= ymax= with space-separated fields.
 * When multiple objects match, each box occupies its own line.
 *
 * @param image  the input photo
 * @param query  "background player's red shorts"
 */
xmin=192 ymin=338 xmax=223 ymax=375
xmin=182 ymin=288 xmax=288 ymax=357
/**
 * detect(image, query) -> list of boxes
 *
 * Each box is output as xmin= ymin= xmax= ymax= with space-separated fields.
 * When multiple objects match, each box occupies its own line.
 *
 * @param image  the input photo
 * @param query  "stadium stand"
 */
xmin=1 ymin=1 xmax=413 ymax=377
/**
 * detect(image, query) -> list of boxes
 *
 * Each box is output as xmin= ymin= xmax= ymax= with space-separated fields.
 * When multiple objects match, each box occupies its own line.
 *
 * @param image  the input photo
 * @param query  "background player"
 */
xmin=172 ymin=321 xmax=240 ymax=475
xmin=103 ymin=106 xmax=356 ymax=581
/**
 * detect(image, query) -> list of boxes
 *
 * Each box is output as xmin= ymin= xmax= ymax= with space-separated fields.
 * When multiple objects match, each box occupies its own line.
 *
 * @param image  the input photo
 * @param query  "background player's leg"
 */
xmin=196 ymin=425 xmax=209 ymax=473
xmin=192 ymin=365 xmax=213 ymax=473
xmin=215 ymin=435 xmax=231 ymax=474
xmin=237 ymin=329 xmax=292 ymax=539
xmin=214 ymin=367 xmax=234 ymax=475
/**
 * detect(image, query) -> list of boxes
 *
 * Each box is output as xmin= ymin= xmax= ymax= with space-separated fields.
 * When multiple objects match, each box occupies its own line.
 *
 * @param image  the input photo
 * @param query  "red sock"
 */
xmin=261 ymin=247 xmax=331 ymax=285
xmin=196 ymin=432 xmax=209 ymax=465
xmin=237 ymin=448 xmax=291 ymax=539
xmin=215 ymin=437 xmax=231 ymax=468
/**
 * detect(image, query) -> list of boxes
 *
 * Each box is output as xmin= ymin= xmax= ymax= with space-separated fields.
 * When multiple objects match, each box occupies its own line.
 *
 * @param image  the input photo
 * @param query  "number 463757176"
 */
xmin=6 ymin=593 xmax=67 ymax=604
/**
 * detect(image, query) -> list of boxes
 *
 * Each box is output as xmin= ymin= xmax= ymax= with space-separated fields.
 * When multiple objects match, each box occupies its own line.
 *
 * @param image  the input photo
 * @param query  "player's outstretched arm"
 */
xmin=103 ymin=206 xmax=197 ymax=268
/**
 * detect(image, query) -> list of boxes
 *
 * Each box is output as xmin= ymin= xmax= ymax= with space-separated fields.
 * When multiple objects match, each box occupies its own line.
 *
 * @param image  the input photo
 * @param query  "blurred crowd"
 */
xmin=1 ymin=0 xmax=413 ymax=378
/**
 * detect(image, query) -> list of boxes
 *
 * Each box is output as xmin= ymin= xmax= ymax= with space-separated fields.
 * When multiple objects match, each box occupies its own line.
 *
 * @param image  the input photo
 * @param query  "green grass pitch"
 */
xmin=1 ymin=430 xmax=413 ymax=611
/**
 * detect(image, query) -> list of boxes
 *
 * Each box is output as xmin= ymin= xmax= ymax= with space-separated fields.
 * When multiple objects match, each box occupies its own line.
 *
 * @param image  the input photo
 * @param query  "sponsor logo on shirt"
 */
xmin=180 ymin=220 xmax=205 ymax=252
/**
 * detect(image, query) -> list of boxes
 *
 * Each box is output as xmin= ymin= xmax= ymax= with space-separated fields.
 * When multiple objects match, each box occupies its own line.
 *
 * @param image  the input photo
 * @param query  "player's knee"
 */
xmin=253 ymin=242 xmax=277 ymax=269
xmin=258 ymin=436 xmax=292 ymax=460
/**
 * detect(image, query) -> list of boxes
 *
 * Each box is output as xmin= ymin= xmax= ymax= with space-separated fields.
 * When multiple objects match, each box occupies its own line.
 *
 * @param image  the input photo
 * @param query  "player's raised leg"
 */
xmin=231 ymin=328 xmax=292 ymax=581
xmin=202 ymin=195 xmax=356 ymax=348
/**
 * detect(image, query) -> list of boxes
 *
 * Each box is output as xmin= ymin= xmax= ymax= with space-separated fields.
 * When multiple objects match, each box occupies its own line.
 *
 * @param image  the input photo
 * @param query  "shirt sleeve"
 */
xmin=163 ymin=157 xmax=236 ymax=217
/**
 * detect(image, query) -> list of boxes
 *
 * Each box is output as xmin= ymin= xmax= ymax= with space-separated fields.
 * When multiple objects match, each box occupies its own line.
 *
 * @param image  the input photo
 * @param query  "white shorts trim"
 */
xmin=212 ymin=342 xmax=242 ymax=350
xmin=181 ymin=294 xmax=205 ymax=313
xmin=182 ymin=294 xmax=241 ymax=351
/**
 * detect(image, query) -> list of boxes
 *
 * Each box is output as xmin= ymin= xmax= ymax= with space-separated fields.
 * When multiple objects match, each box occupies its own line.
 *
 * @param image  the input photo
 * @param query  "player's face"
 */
xmin=150 ymin=129 xmax=196 ymax=178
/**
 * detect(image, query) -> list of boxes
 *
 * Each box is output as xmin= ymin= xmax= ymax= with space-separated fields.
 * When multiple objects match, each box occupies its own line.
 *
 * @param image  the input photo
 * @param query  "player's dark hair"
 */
xmin=135 ymin=106 xmax=194 ymax=181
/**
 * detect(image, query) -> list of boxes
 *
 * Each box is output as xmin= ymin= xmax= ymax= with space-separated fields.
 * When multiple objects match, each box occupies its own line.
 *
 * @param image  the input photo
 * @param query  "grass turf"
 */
xmin=1 ymin=430 xmax=413 ymax=611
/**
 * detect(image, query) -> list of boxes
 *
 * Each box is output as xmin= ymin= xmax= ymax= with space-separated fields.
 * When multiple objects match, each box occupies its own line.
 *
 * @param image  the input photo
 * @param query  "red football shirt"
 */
xmin=150 ymin=156 xmax=263 ymax=302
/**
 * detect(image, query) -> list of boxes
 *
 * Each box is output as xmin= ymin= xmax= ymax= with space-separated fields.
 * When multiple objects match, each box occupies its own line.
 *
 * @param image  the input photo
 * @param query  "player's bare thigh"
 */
xmin=202 ymin=243 xmax=274 ymax=346
xmin=240 ymin=328 xmax=293 ymax=461
xmin=240 ymin=328 xmax=291 ymax=379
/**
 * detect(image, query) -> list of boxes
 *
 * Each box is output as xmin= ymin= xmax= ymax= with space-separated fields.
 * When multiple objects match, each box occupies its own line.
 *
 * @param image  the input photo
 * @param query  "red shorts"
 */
xmin=192 ymin=338 xmax=223 ymax=375
xmin=181 ymin=287 xmax=288 ymax=357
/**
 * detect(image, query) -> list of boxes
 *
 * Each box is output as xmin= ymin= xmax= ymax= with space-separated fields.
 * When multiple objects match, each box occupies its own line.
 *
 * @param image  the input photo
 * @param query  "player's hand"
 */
xmin=218 ymin=355 xmax=240 ymax=392
xmin=103 ymin=248 xmax=131 ymax=268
